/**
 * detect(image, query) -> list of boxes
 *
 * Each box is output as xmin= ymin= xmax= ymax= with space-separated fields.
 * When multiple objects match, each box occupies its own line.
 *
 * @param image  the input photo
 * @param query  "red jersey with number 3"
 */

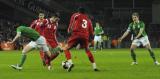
xmin=68 ymin=13 xmax=94 ymax=39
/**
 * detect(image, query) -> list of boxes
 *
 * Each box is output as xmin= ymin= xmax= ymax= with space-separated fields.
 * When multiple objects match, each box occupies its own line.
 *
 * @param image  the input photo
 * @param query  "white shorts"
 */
xmin=27 ymin=36 xmax=49 ymax=52
xmin=94 ymin=35 xmax=102 ymax=42
xmin=132 ymin=36 xmax=150 ymax=47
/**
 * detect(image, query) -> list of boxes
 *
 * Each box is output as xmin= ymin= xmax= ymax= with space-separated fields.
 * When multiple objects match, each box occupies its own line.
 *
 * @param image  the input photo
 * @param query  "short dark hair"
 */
xmin=38 ymin=10 xmax=45 ymax=15
xmin=132 ymin=12 xmax=139 ymax=17
xmin=51 ymin=13 xmax=59 ymax=18
xmin=78 ymin=7 xmax=86 ymax=14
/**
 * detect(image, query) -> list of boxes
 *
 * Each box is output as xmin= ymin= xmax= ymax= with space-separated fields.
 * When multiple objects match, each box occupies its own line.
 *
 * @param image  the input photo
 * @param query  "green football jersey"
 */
xmin=127 ymin=21 xmax=147 ymax=37
xmin=16 ymin=26 xmax=40 ymax=41
xmin=94 ymin=26 xmax=103 ymax=36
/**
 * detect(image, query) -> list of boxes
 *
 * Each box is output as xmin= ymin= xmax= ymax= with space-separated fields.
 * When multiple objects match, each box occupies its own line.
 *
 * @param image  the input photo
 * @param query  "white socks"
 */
xmin=92 ymin=63 xmax=97 ymax=69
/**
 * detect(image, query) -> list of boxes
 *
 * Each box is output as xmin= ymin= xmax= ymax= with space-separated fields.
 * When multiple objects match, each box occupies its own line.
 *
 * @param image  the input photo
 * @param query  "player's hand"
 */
xmin=134 ymin=37 xmax=139 ymax=40
xmin=58 ymin=42 xmax=68 ymax=50
xmin=7 ymin=41 xmax=13 ymax=44
xmin=118 ymin=38 xmax=122 ymax=44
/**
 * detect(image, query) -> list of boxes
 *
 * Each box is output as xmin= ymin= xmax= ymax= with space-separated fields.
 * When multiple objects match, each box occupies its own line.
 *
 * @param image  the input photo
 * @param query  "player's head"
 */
xmin=78 ymin=7 xmax=86 ymax=14
xmin=132 ymin=12 xmax=139 ymax=22
xmin=38 ymin=12 xmax=45 ymax=19
xmin=50 ymin=13 xmax=60 ymax=22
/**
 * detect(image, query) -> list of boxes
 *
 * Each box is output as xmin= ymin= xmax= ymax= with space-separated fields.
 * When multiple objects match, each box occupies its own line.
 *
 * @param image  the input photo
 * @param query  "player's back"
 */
xmin=17 ymin=26 xmax=40 ymax=41
xmin=72 ymin=13 xmax=92 ymax=38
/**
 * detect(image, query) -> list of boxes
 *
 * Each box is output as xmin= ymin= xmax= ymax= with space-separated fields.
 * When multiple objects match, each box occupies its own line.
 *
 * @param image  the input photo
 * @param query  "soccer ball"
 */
xmin=62 ymin=61 xmax=69 ymax=69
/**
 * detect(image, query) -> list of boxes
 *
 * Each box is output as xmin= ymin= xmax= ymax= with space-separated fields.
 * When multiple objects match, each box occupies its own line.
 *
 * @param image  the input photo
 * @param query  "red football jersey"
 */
xmin=30 ymin=19 xmax=48 ymax=35
xmin=68 ymin=13 xmax=94 ymax=39
xmin=43 ymin=19 xmax=58 ymax=48
xmin=68 ymin=12 xmax=80 ymax=33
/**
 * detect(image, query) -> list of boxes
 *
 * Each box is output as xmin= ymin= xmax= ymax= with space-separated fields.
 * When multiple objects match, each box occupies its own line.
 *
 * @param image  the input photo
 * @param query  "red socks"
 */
xmin=86 ymin=50 xmax=95 ymax=63
xmin=64 ymin=50 xmax=71 ymax=60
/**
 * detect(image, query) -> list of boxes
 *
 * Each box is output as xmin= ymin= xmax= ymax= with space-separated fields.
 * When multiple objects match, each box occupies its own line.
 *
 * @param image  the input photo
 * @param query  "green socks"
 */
xmin=131 ymin=49 xmax=136 ymax=62
xmin=148 ymin=49 xmax=156 ymax=62
xmin=18 ymin=54 xmax=27 ymax=67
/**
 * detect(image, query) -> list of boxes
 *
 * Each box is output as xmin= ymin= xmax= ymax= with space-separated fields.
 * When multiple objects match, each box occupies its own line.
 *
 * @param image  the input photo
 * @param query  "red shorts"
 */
xmin=47 ymin=39 xmax=58 ymax=48
xmin=67 ymin=35 xmax=89 ymax=49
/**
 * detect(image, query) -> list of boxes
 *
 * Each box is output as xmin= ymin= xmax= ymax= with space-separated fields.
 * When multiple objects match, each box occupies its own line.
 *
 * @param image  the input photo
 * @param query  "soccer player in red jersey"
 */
xmin=43 ymin=14 xmax=61 ymax=70
xmin=64 ymin=7 xmax=99 ymax=72
xmin=30 ymin=12 xmax=48 ymax=66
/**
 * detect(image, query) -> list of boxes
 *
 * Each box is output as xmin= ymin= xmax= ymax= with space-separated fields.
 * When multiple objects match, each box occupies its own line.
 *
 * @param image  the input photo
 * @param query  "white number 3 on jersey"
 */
xmin=82 ymin=19 xmax=87 ymax=28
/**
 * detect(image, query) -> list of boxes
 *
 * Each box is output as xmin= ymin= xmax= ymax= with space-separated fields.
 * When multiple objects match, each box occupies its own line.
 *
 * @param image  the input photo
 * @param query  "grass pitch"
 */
xmin=0 ymin=48 xmax=160 ymax=79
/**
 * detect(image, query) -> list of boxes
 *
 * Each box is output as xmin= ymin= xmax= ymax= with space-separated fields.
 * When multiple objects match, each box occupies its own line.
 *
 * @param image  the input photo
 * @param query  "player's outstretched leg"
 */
xmin=11 ymin=53 xmax=26 ymax=70
xmin=11 ymin=44 xmax=33 ymax=70
xmin=85 ymin=48 xmax=99 ymax=71
xmin=145 ymin=44 xmax=160 ymax=65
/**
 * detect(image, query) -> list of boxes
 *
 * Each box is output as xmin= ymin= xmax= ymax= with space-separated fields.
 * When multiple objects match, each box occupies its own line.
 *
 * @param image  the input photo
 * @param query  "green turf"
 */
xmin=0 ymin=48 xmax=160 ymax=79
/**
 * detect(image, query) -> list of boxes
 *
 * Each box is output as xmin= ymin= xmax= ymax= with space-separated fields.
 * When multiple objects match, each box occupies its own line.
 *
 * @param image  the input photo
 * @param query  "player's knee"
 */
xmin=22 ymin=50 xmax=27 ymax=55
xmin=145 ymin=45 xmax=151 ymax=50
xmin=130 ymin=48 xmax=134 ymax=51
xmin=85 ymin=48 xmax=89 ymax=51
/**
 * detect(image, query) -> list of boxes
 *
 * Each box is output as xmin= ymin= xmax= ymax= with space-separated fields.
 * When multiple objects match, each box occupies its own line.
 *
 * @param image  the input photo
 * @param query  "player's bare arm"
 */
xmin=118 ymin=31 xmax=130 ymax=43
xmin=10 ymin=32 xmax=21 ymax=43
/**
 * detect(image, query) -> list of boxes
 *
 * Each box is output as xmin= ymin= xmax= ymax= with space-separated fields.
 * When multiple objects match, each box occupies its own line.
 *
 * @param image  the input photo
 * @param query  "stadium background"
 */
xmin=0 ymin=0 xmax=160 ymax=50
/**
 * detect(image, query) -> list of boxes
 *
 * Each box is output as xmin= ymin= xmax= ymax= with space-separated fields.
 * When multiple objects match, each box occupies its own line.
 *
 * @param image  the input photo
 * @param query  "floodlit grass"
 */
xmin=0 ymin=48 xmax=160 ymax=79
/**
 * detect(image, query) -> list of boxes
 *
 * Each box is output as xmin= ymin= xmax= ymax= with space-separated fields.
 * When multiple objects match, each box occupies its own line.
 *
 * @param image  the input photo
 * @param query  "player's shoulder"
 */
xmin=19 ymin=25 xmax=26 ymax=28
xmin=72 ymin=12 xmax=80 ymax=17
xmin=72 ymin=12 xmax=80 ymax=15
xmin=139 ymin=21 xmax=145 ymax=24
xmin=33 ymin=19 xmax=38 ymax=21
xmin=129 ymin=22 xmax=134 ymax=26
xmin=17 ymin=25 xmax=26 ymax=30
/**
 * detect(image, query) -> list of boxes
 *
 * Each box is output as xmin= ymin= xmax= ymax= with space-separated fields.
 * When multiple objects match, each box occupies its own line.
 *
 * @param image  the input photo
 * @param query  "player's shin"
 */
xmin=39 ymin=51 xmax=46 ymax=66
xmin=64 ymin=50 xmax=71 ymax=60
xmin=18 ymin=53 xmax=27 ymax=67
xmin=44 ymin=54 xmax=51 ymax=66
xmin=85 ymin=49 xmax=97 ymax=69
xmin=50 ymin=53 xmax=59 ymax=61
xmin=148 ymin=49 xmax=156 ymax=62
xmin=130 ymin=49 xmax=136 ymax=62
xmin=86 ymin=50 xmax=95 ymax=63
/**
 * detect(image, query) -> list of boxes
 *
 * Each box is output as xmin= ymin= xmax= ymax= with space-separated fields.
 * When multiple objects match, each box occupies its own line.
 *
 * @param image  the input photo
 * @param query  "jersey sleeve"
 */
xmin=140 ymin=21 xmax=145 ymax=29
xmin=127 ymin=23 xmax=132 ymax=32
xmin=16 ymin=27 xmax=22 ymax=35
xmin=68 ymin=13 xmax=79 ymax=33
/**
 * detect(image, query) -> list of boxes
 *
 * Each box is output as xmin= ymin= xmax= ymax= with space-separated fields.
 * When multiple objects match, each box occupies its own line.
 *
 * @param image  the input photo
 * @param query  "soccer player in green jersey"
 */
xmin=93 ymin=22 xmax=104 ymax=52
xmin=9 ymin=25 xmax=51 ymax=70
xmin=118 ymin=12 xmax=160 ymax=65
